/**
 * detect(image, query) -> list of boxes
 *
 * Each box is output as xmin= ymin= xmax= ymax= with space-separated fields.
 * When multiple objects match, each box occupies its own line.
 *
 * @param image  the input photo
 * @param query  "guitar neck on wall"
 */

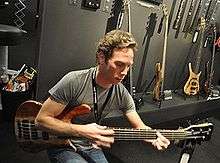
xmin=15 ymin=100 xmax=213 ymax=153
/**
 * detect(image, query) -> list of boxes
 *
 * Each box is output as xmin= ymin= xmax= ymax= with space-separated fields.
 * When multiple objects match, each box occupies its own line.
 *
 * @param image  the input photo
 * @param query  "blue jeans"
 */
xmin=47 ymin=146 xmax=109 ymax=163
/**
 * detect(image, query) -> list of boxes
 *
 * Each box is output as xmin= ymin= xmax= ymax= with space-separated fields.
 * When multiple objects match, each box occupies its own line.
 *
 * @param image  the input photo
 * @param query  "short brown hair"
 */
xmin=96 ymin=30 xmax=137 ymax=62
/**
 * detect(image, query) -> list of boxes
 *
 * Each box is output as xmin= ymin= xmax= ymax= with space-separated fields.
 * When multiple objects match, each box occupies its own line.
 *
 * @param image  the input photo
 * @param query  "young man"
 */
xmin=35 ymin=30 xmax=170 ymax=163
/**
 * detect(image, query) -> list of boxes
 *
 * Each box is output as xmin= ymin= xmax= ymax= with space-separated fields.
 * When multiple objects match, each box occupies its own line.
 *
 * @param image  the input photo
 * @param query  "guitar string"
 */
xmin=16 ymin=127 xmax=204 ymax=140
xmin=17 ymin=126 xmax=189 ymax=135
xmin=16 ymin=122 xmax=208 ymax=140
xmin=17 ymin=122 xmax=188 ymax=133
xmin=16 ymin=128 xmax=190 ymax=140
xmin=16 ymin=128 xmax=188 ymax=138
xmin=17 ymin=124 xmax=189 ymax=136
xmin=16 ymin=123 xmax=191 ymax=134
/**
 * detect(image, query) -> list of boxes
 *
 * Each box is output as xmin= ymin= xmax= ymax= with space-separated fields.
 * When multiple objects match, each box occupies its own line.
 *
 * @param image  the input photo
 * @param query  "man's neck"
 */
xmin=95 ymin=66 xmax=112 ymax=89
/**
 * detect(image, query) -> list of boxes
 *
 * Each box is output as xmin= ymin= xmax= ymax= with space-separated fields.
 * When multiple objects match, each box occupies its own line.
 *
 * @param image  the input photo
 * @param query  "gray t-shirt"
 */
xmin=49 ymin=67 xmax=136 ymax=148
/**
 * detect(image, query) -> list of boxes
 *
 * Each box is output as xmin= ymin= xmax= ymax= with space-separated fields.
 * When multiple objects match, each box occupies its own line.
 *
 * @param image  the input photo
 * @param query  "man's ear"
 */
xmin=97 ymin=52 xmax=106 ymax=65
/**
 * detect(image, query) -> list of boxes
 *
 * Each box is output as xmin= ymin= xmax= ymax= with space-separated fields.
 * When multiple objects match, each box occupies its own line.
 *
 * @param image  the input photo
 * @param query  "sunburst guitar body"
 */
xmin=184 ymin=63 xmax=201 ymax=95
xmin=184 ymin=17 xmax=205 ymax=96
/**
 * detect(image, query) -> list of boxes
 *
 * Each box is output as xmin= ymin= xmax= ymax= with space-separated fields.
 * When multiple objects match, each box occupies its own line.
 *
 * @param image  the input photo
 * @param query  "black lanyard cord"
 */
xmin=92 ymin=69 xmax=113 ymax=124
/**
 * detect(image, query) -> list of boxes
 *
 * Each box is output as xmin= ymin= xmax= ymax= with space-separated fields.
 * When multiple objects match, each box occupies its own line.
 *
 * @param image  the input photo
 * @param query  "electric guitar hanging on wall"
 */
xmin=184 ymin=17 xmax=206 ymax=96
xmin=153 ymin=4 xmax=169 ymax=101
xmin=15 ymin=100 xmax=213 ymax=153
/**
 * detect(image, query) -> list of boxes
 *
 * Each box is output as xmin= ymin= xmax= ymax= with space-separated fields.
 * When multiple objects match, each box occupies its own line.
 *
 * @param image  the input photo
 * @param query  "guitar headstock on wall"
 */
xmin=122 ymin=0 xmax=131 ymax=6
xmin=198 ymin=16 xmax=206 ymax=31
xmin=122 ymin=0 xmax=131 ymax=12
xmin=162 ymin=4 xmax=169 ymax=19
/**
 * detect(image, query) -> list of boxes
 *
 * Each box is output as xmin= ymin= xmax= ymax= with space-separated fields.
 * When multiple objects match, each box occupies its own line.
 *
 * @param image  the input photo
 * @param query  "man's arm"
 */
xmin=125 ymin=110 xmax=170 ymax=150
xmin=35 ymin=97 xmax=114 ymax=148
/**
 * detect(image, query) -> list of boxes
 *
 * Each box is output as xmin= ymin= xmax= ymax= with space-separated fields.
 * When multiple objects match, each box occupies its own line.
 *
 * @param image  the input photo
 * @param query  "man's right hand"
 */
xmin=73 ymin=123 xmax=115 ymax=148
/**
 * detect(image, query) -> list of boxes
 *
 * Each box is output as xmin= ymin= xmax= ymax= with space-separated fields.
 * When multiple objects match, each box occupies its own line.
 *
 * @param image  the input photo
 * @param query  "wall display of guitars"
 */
xmin=104 ymin=0 xmax=220 ymax=102
xmin=183 ymin=0 xmax=219 ymax=97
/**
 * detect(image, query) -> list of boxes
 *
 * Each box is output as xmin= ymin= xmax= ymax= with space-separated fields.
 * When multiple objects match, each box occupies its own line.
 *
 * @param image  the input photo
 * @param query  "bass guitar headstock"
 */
xmin=198 ymin=16 xmax=206 ymax=31
xmin=184 ymin=122 xmax=213 ymax=142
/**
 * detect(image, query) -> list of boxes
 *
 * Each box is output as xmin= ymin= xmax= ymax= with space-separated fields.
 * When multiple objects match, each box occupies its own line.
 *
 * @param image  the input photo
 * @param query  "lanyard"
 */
xmin=92 ymin=69 xmax=113 ymax=124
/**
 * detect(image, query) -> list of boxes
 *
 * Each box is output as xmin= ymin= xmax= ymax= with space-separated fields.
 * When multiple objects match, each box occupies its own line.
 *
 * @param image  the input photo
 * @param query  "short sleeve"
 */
xmin=49 ymin=72 xmax=76 ymax=105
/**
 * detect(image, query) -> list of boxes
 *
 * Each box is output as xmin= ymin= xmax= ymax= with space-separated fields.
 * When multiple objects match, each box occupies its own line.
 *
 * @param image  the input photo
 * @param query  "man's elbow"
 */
xmin=35 ymin=114 xmax=45 ymax=129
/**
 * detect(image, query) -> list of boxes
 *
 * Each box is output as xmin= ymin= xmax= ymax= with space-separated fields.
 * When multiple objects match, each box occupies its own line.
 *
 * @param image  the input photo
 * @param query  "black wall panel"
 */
xmin=36 ymin=0 xmax=112 ymax=99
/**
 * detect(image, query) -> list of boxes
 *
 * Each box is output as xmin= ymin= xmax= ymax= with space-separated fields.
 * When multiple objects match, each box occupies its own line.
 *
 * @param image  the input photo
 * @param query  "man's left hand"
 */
xmin=146 ymin=131 xmax=170 ymax=150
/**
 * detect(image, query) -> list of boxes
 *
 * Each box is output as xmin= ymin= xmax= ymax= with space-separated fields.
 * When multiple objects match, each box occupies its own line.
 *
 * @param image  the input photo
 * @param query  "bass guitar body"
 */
xmin=14 ymin=100 xmax=91 ymax=153
xmin=184 ymin=63 xmax=201 ymax=95
xmin=153 ymin=62 xmax=162 ymax=101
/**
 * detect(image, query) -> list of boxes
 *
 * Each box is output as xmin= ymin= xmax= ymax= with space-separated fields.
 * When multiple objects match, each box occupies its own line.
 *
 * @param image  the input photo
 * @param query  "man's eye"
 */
xmin=116 ymin=62 xmax=123 ymax=67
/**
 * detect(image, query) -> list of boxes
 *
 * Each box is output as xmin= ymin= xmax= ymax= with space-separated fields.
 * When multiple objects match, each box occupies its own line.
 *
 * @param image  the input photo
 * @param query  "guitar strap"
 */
xmin=92 ymin=69 xmax=113 ymax=124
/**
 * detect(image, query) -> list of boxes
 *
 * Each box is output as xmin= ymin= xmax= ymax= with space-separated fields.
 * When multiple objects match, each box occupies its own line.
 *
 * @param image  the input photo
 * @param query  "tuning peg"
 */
xmin=186 ymin=120 xmax=192 ymax=126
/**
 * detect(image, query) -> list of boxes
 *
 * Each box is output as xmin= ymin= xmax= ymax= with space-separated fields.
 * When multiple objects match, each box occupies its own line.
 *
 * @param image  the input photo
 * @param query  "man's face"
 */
xmin=100 ymin=47 xmax=134 ymax=85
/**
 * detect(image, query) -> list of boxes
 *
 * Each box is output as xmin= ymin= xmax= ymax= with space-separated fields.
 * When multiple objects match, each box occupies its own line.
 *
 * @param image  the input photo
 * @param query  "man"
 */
xmin=35 ymin=30 xmax=170 ymax=163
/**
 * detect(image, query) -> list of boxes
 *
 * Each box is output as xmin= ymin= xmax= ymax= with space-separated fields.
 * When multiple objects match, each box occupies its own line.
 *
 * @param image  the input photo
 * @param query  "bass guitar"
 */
xmin=153 ymin=4 xmax=169 ymax=101
xmin=184 ymin=17 xmax=206 ymax=95
xmin=15 ymin=100 xmax=213 ymax=153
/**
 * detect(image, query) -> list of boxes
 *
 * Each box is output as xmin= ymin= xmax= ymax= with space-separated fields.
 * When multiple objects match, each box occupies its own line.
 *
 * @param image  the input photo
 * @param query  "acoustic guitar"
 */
xmin=184 ymin=17 xmax=206 ymax=95
xmin=15 ymin=100 xmax=213 ymax=153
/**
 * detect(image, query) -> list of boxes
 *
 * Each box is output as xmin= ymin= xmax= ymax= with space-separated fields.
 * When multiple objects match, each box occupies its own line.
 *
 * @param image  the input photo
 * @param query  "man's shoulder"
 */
xmin=65 ymin=67 xmax=95 ymax=78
